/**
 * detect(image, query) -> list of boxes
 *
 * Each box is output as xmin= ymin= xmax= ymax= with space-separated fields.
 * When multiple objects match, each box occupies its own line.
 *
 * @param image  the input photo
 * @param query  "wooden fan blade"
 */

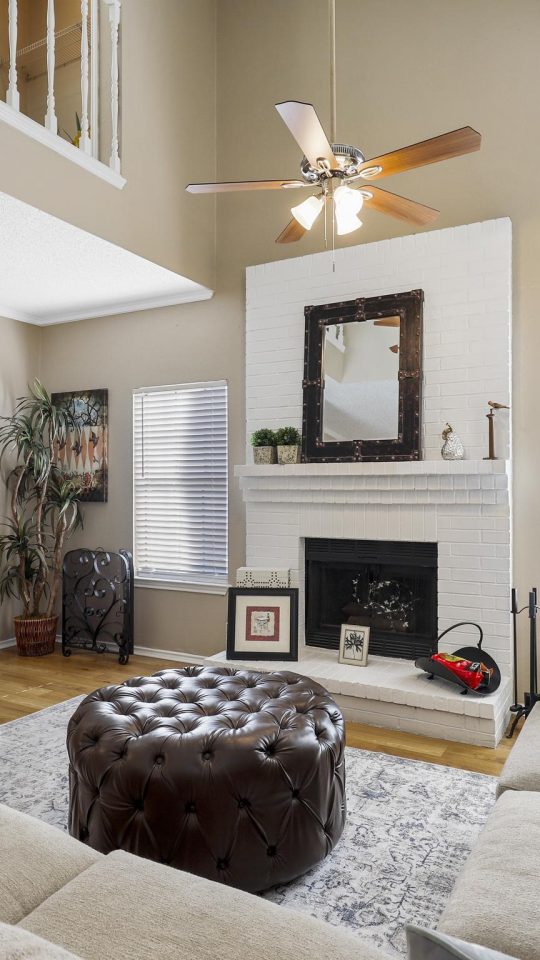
xmin=363 ymin=185 xmax=439 ymax=225
xmin=186 ymin=179 xmax=307 ymax=194
xmin=355 ymin=127 xmax=481 ymax=181
xmin=275 ymin=101 xmax=337 ymax=169
xmin=275 ymin=218 xmax=307 ymax=244
xmin=374 ymin=317 xmax=401 ymax=327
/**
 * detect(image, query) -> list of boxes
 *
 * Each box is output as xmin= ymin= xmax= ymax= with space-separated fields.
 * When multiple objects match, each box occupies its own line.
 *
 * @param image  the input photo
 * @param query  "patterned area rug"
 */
xmin=0 ymin=698 xmax=496 ymax=956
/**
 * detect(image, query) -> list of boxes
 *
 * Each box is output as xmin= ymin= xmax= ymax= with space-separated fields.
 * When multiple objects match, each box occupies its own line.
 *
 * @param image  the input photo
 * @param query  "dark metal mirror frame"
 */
xmin=302 ymin=289 xmax=423 ymax=463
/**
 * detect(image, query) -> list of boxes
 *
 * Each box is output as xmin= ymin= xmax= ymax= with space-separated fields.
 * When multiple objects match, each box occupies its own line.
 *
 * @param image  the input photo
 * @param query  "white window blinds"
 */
xmin=133 ymin=381 xmax=228 ymax=587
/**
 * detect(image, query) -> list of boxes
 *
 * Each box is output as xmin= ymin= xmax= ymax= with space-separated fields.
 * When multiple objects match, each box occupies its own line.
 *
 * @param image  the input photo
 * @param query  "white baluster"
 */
xmin=79 ymin=0 xmax=91 ymax=152
xmin=108 ymin=0 xmax=121 ymax=173
xmin=89 ymin=0 xmax=99 ymax=159
xmin=44 ymin=0 xmax=57 ymax=133
xmin=6 ymin=0 xmax=20 ymax=111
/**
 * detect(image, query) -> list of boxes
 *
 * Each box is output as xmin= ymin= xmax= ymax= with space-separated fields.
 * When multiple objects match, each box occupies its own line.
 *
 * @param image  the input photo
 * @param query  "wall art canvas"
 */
xmin=227 ymin=587 xmax=298 ymax=661
xmin=52 ymin=389 xmax=108 ymax=502
xmin=339 ymin=624 xmax=370 ymax=667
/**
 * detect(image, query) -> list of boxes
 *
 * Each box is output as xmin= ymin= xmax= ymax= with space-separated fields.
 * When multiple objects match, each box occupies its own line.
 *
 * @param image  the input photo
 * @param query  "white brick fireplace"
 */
xmin=223 ymin=219 xmax=513 ymax=747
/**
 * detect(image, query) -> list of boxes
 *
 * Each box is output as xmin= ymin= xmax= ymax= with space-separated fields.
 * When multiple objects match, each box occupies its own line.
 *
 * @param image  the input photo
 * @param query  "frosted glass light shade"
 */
xmin=291 ymin=194 xmax=324 ymax=230
xmin=334 ymin=185 xmax=364 ymax=215
xmin=335 ymin=209 xmax=363 ymax=235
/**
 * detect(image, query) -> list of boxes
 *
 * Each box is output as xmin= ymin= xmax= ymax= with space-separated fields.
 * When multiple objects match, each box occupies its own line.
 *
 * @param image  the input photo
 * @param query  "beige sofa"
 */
xmin=0 ymin=803 xmax=386 ymax=960
xmin=2 ymin=705 xmax=540 ymax=960
xmin=437 ymin=703 xmax=540 ymax=960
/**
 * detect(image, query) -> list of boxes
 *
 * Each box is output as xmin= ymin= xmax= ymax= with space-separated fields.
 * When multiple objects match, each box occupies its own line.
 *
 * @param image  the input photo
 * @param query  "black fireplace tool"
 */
xmin=506 ymin=587 xmax=540 ymax=738
xmin=415 ymin=622 xmax=501 ymax=696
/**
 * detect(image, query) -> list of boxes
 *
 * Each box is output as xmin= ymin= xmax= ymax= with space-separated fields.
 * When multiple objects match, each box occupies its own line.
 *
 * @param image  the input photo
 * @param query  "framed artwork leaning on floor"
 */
xmin=226 ymin=587 xmax=299 ymax=661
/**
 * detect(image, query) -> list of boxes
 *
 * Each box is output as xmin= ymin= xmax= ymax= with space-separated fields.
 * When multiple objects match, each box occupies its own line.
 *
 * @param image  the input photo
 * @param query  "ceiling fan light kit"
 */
xmin=185 ymin=0 xmax=481 ymax=248
xmin=290 ymin=194 xmax=325 ymax=230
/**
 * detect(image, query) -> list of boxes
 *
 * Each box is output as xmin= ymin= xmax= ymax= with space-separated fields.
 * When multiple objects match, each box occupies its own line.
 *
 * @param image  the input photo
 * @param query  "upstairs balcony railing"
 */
xmin=0 ymin=0 xmax=123 ymax=187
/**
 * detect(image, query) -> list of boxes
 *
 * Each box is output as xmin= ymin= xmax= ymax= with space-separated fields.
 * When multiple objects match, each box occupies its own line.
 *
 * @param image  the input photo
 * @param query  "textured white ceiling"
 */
xmin=0 ymin=191 xmax=213 ymax=325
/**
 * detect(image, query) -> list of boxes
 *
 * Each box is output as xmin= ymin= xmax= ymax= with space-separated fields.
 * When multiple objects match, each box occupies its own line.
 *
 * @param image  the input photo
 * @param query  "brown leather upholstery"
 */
xmin=67 ymin=666 xmax=346 ymax=893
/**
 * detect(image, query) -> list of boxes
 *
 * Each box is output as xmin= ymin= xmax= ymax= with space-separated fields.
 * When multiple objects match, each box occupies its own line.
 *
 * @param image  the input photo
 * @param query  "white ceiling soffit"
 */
xmin=0 ymin=191 xmax=213 ymax=326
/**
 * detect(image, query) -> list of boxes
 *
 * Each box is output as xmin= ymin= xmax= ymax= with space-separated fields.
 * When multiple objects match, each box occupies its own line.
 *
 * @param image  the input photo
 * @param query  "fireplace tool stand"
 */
xmin=507 ymin=587 xmax=539 ymax=738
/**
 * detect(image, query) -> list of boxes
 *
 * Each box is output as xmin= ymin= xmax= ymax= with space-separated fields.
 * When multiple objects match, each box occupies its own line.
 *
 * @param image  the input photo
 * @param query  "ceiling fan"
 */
xmin=185 ymin=3 xmax=481 ymax=245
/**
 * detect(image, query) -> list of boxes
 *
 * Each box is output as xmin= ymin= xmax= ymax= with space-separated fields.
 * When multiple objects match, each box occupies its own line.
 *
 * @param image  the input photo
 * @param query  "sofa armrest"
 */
xmin=0 ymin=804 xmax=101 ymax=925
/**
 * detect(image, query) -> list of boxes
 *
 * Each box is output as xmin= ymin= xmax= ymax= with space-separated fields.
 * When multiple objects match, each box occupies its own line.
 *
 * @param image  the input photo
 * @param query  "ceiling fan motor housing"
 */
xmin=301 ymin=143 xmax=366 ymax=183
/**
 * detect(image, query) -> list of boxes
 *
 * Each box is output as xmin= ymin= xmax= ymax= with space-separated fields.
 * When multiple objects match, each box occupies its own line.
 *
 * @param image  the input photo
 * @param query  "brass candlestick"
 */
xmin=484 ymin=400 xmax=510 ymax=460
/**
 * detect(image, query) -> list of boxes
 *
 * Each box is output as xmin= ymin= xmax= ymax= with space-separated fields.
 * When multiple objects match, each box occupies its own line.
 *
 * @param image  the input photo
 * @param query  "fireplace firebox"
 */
xmin=305 ymin=538 xmax=437 ymax=660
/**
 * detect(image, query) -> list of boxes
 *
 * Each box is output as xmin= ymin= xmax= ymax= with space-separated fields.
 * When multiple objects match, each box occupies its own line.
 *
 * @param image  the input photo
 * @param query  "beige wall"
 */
xmin=0 ymin=0 xmax=217 ymax=287
xmin=38 ymin=301 xmax=245 ymax=657
xmin=0 ymin=317 xmax=41 ymax=641
xmin=9 ymin=1 xmax=540 ymax=676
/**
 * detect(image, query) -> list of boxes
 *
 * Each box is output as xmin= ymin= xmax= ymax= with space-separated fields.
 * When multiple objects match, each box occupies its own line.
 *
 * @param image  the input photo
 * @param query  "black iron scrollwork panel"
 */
xmin=62 ymin=549 xmax=134 ymax=664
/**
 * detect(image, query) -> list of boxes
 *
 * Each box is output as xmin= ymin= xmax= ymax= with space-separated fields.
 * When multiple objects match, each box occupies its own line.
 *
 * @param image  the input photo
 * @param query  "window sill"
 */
xmin=0 ymin=102 xmax=126 ymax=189
xmin=135 ymin=577 xmax=230 ymax=596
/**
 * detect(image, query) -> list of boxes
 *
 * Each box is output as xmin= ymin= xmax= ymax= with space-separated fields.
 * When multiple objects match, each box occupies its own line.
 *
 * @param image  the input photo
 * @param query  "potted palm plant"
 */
xmin=250 ymin=428 xmax=278 ymax=464
xmin=275 ymin=427 xmax=302 ymax=464
xmin=0 ymin=381 xmax=83 ymax=656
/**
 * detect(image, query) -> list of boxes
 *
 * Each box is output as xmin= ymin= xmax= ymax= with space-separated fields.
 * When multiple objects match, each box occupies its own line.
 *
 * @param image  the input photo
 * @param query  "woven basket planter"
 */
xmin=14 ymin=615 xmax=58 ymax=657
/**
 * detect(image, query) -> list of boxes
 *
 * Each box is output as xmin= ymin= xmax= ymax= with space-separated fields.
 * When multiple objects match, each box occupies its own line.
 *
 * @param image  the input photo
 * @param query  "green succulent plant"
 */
xmin=0 ymin=380 xmax=83 ymax=618
xmin=250 ymin=428 xmax=277 ymax=447
xmin=275 ymin=426 xmax=302 ymax=446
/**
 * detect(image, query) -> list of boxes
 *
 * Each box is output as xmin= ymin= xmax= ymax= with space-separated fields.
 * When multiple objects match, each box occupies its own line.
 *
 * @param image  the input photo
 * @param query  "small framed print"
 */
xmin=339 ymin=624 xmax=370 ymax=667
xmin=226 ymin=588 xmax=298 ymax=661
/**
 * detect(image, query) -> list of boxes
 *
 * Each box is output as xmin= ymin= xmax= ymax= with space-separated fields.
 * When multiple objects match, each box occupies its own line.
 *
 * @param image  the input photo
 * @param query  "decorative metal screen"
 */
xmin=62 ymin=548 xmax=134 ymax=664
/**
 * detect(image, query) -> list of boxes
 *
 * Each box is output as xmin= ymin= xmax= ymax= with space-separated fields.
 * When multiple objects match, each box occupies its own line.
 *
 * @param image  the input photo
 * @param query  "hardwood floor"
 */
xmin=0 ymin=647 xmax=519 ymax=776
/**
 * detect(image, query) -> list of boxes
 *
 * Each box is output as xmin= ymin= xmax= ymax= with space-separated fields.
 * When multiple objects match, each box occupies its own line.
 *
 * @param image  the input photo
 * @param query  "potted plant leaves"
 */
xmin=0 ymin=381 xmax=83 ymax=656
xmin=275 ymin=426 xmax=302 ymax=464
xmin=250 ymin=428 xmax=277 ymax=464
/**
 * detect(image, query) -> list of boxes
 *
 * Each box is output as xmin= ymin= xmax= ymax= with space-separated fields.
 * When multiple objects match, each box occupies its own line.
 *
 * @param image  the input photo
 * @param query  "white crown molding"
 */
xmin=1 ymin=286 xmax=215 ymax=327
xmin=0 ymin=101 xmax=126 ymax=189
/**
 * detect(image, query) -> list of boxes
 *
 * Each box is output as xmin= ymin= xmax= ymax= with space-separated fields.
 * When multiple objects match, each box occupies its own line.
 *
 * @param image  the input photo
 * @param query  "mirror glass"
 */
xmin=322 ymin=317 xmax=400 ymax=442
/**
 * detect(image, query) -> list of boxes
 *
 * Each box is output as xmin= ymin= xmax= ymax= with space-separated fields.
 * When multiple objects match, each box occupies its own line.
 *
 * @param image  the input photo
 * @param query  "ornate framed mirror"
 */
xmin=302 ymin=289 xmax=423 ymax=462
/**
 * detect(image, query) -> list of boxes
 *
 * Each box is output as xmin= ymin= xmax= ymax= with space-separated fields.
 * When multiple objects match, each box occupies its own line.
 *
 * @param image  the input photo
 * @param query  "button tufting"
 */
xmin=67 ymin=665 xmax=345 ymax=895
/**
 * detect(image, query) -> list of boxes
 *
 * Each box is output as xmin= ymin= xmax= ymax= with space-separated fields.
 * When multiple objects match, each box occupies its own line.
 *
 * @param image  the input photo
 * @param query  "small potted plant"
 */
xmin=250 ymin=428 xmax=277 ymax=464
xmin=275 ymin=426 xmax=302 ymax=464
xmin=0 ymin=381 xmax=83 ymax=656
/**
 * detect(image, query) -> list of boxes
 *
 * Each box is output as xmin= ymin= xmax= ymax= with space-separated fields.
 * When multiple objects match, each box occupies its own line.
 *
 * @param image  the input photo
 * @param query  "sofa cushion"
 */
xmin=437 ymin=790 xmax=540 ymax=960
xmin=497 ymin=702 xmax=540 ymax=796
xmin=20 ymin=849 xmax=387 ymax=960
xmin=407 ymin=925 xmax=518 ymax=960
xmin=0 ymin=805 xmax=101 ymax=925
xmin=0 ymin=921 xmax=82 ymax=960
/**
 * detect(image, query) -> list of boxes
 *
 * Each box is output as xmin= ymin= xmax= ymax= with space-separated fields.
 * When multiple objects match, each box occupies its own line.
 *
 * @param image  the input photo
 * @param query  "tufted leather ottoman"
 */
xmin=67 ymin=666 xmax=346 ymax=893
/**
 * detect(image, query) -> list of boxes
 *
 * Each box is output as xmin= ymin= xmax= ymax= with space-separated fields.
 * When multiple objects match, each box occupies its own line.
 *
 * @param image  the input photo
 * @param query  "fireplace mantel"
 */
xmin=235 ymin=460 xmax=510 ymax=508
xmin=236 ymin=461 xmax=510 ymax=478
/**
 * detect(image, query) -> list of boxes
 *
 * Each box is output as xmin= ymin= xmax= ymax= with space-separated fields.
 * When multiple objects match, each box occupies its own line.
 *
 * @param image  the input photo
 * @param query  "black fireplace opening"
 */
xmin=305 ymin=538 xmax=438 ymax=660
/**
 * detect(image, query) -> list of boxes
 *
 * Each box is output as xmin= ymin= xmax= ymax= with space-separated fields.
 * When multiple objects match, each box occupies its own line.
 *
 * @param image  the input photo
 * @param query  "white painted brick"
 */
xmin=242 ymin=220 xmax=512 ymax=740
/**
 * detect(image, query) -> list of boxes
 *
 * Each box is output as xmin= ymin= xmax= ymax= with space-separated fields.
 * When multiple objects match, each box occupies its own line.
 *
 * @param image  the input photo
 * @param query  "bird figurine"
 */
xmin=485 ymin=401 xmax=510 ymax=460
